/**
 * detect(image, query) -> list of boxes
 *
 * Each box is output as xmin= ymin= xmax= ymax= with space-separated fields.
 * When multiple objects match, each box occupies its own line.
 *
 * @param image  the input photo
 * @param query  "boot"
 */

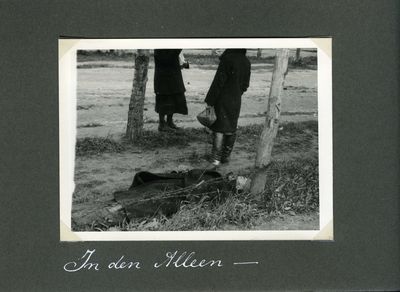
xmin=158 ymin=115 xmax=170 ymax=132
xmin=167 ymin=120 xmax=180 ymax=130
xmin=167 ymin=114 xmax=180 ymax=130
xmin=158 ymin=120 xmax=170 ymax=132
xmin=211 ymin=132 xmax=224 ymax=166
xmin=221 ymin=133 xmax=236 ymax=163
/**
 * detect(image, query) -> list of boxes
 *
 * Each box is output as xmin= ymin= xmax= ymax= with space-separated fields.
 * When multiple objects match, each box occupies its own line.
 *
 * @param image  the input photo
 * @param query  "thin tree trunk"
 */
xmin=250 ymin=49 xmax=290 ymax=196
xmin=295 ymin=48 xmax=301 ymax=62
xmin=126 ymin=49 xmax=150 ymax=142
xmin=257 ymin=48 xmax=262 ymax=59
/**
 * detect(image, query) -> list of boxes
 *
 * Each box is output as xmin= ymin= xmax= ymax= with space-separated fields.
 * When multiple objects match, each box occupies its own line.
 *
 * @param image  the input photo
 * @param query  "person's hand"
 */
xmin=181 ymin=61 xmax=189 ymax=69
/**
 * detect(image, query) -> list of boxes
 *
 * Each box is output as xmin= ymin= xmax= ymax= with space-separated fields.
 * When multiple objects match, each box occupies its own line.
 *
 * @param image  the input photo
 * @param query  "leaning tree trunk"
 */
xmin=126 ymin=49 xmax=150 ymax=142
xmin=250 ymin=49 xmax=290 ymax=196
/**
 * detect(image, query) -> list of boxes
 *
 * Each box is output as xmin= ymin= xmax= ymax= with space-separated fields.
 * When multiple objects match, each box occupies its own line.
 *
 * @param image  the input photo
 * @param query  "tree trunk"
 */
xmin=126 ymin=49 xmax=150 ymax=142
xmin=250 ymin=49 xmax=290 ymax=196
xmin=295 ymin=48 xmax=301 ymax=62
xmin=257 ymin=48 xmax=262 ymax=59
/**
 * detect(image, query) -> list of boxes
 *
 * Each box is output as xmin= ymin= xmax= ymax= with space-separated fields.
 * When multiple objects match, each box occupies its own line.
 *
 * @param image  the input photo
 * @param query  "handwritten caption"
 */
xmin=63 ymin=249 xmax=258 ymax=272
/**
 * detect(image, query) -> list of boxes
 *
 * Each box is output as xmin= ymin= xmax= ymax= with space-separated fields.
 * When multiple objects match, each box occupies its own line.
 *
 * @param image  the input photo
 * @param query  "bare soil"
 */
xmin=76 ymin=61 xmax=317 ymax=138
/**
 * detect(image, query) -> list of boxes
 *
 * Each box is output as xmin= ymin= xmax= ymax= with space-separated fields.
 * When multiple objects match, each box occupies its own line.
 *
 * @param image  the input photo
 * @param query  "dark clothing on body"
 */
xmin=154 ymin=49 xmax=188 ymax=115
xmin=205 ymin=49 xmax=251 ymax=133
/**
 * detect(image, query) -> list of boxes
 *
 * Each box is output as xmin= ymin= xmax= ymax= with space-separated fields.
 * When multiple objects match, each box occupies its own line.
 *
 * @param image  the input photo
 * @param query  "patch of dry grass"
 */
xmin=73 ymin=156 xmax=318 ymax=232
xmin=73 ymin=121 xmax=319 ymax=231
xmin=75 ymin=120 xmax=317 ymax=156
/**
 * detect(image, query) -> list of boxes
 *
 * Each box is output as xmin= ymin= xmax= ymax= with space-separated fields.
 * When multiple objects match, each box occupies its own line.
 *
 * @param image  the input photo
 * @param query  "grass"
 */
xmin=78 ymin=156 xmax=318 ymax=232
xmin=75 ymin=120 xmax=317 ymax=156
xmin=77 ymin=50 xmax=136 ymax=62
xmin=127 ymin=192 xmax=261 ymax=231
xmin=77 ymin=123 xmax=103 ymax=128
xmin=76 ymin=136 xmax=127 ymax=156
xmin=72 ymin=120 xmax=319 ymax=231
xmin=289 ymin=56 xmax=318 ymax=69
xmin=77 ymin=104 xmax=95 ymax=110
xmin=261 ymin=158 xmax=319 ymax=213
xmin=155 ymin=157 xmax=319 ymax=231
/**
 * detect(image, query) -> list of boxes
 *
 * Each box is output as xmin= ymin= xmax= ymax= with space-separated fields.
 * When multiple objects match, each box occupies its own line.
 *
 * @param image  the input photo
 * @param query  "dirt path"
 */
xmin=76 ymin=62 xmax=317 ymax=138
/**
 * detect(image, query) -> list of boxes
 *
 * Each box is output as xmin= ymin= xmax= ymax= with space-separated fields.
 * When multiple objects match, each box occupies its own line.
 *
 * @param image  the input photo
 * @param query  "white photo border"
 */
xmin=59 ymin=38 xmax=332 ymax=241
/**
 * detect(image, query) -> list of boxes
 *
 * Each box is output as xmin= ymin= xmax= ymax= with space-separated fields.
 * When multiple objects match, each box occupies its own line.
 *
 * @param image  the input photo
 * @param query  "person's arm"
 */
xmin=241 ymin=62 xmax=251 ymax=93
xmin=179 ymin=52 xmax=189 ymax=68
xmin=205 ymin=58 xmax=229 ymax=106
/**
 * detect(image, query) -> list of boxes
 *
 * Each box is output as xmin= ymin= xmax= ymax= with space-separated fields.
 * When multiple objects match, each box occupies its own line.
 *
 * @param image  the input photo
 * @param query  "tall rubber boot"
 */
xmin=211 ymin=132 xmax=224 ymax=166
xmin=221 ymin=133 xmax=236 ymax=163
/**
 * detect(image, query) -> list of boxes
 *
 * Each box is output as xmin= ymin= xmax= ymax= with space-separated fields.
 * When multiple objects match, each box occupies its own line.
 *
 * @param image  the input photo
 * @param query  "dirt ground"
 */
xmin=76 ymin=59 xmax=317 ymax=138
xmin=73 ymin=52 xmax=319 ymax=230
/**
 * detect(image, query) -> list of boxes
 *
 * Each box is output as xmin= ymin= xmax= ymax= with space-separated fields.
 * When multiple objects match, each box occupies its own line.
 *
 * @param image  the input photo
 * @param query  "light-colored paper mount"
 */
xmin=60 ymin=221 xmax=81 ymax=241
xmin=59 ymin=39 xmax=80 ymax=60
xmin=313 ymin=220 xmax=333 ymax=240
xmin=312 ymin=37 xmax=332 ymax=241
xmin=311 ymin=38 xmax=332 ymax=58
xmin=59 ymin=39 xmax=80 ymax=241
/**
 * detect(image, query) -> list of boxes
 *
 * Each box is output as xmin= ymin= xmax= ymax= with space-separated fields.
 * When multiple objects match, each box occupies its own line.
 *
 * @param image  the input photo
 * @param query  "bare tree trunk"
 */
xmin=250 ymin=49 xmax=290 ymax=196
xmin=257 ymin=48 xmax=262 ymax=59
xmin=126 ymin=49 xmax=150 ymax=142
xmin=295 ymin=48 xmax=301 ymax=62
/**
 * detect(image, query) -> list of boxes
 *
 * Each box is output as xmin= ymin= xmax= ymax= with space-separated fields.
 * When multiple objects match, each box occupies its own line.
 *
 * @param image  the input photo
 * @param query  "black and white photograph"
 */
xmin=59 ymin=38 xmax=332 ymax=241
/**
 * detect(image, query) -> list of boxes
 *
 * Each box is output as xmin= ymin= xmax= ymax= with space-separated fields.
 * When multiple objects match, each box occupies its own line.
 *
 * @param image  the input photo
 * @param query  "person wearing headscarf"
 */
xmin=205 ymin=49 xmax=251 ymax=166
xmin=154 ymin=49 xmax=188 ymax=131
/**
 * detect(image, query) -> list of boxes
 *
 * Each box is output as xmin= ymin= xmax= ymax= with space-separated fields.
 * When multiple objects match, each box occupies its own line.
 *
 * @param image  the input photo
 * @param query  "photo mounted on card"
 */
xmin=59 ymin=38 xmax=332 ymax=241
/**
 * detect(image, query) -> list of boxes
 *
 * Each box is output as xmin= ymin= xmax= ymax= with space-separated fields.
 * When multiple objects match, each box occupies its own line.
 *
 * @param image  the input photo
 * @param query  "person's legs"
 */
xmin=211 ymin=132 xmax=224 ymax=166
xmin=166 ymin=114 xmax=179 ymax=129
xmin=221 ymin=133 xmax=237 ymax=163
xmin=158 ymin=113 xmax=168 ymax=131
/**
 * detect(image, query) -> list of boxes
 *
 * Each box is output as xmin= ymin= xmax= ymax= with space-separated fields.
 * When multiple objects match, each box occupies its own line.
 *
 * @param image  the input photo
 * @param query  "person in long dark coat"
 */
xmin=154 ymin=49 xmax=188 ymax=131
xmin=204 ymin=49 xmax=251 ymax=166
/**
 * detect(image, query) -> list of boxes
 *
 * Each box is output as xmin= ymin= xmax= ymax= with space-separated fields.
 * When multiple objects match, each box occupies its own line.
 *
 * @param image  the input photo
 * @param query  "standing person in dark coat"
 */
xmin=205 ymin=49 xmax=251 ymax=166
xmin=154 ymin=49 xmax=188 ymax=131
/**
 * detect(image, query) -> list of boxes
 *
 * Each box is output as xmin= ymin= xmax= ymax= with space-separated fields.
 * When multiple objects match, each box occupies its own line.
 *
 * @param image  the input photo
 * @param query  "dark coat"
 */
xmin=205 ymin=49 xmax=251 ymax=133
xmin=154 ymin=49 xmax=186 ymax=95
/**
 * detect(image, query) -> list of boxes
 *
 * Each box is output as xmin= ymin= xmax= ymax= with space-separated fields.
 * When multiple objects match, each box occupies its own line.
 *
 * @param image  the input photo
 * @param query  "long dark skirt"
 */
xmin=155 ymin=93 xmax=188 ymax=115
